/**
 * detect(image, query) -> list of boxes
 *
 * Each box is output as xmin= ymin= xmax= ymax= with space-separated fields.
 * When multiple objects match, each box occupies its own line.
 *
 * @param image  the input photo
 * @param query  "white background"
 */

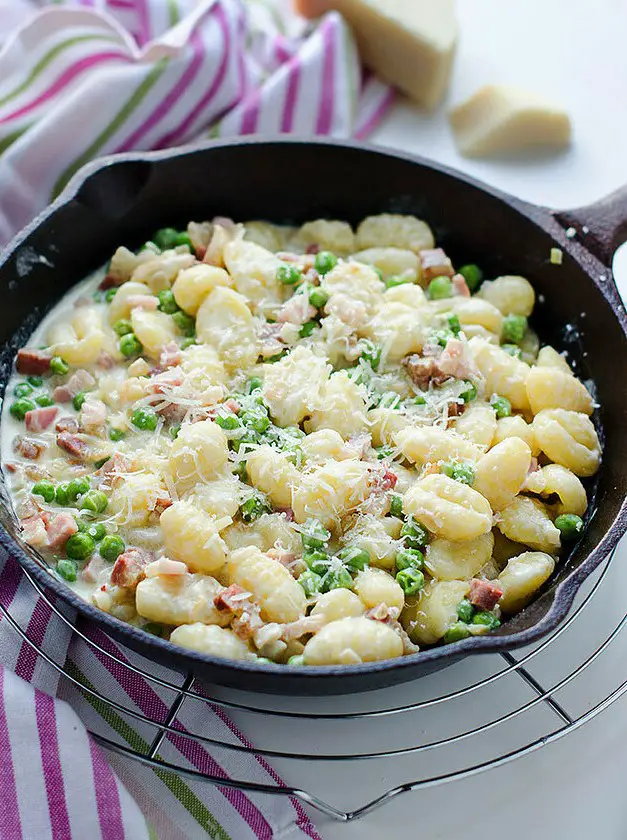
xmin=259 ymin=1 xmax=627 ymax=837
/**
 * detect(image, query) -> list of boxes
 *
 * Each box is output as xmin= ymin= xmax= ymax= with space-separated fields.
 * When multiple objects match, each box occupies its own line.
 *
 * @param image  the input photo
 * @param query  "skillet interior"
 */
xmin=0 ymin=138 xmax=626 ymax=695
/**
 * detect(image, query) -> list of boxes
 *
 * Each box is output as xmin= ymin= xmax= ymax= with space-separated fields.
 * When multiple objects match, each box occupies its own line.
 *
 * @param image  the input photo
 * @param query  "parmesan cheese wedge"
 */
xmin=449 ymin=85 xmax=572 ymax=158
xmin=294 ymin=0 xmax=458 ymax=109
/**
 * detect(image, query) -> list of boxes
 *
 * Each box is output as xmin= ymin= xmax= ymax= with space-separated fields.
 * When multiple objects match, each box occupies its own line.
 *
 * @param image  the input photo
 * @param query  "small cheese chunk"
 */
xmin=449 ymin=85 xmax=572 ymax=158
xmin=294 ymin=0 xmax=458 ymax=109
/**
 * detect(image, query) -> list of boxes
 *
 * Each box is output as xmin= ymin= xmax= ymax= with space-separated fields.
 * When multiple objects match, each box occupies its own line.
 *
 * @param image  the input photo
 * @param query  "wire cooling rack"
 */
xmin=1 ymin=549 xmax=626 ymax=822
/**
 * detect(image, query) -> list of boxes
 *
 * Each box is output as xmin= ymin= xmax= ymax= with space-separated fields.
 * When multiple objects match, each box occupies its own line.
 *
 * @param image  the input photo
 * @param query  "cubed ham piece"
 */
xmin=25 ymin=406 xmax=58 ymax=433
xmin=447 ymin=401 xmax=466 ymax=418
xmin=452 ymin=273 xmax=471 ymax=297
xmin=56 ymin=432 xmax=90 ymax=461
xmin=277 ymin=294 xmax=317 ymax=325
xmin=150 ymin=369 xmax=184 ymax=394
xmin=99 ymin=274 xmax=121 ymax=290
xmin=214 ymin=584 xmax=250 ymax=612
xmin=366 ymin=603 xmax=401 ymax=623
xmin=53 ymin=369 xmax=95 ymax=402
xmin=16 ymin=348 xmax=52 ymax=375
xmin=127 ymin=294 xmax=158 ymax=310
xmin=403 ymin=355 xmax=446 ymax=389
xmin=437 ymin=338 xmax=480 ymax=382
xmin=111 ymin=548 xmax=152 ymax=590
xmin=46 ymin=512 xmax=78 ymax=550
xmin=153 ymin=494 xmax=173 ymax=515
xmin=55 ymin=416 xmax=79 ymax=434
xmin=305 ymin=243 xmax=321 ymax=255
xmin=420 ymin=248 xmax=454 ymax=281
xmin=380 ymin=467 xmax=398 ymax=490
xmin=80 ymin=399 xmax=107 ymax=430
xmin=82 ymin=555 xmax=105 ymax=583
xmin=21 ymin=515 xmax=48 ymax=548
xmin=160 ymin=342 xmax=182 ymax=369
xmin=223 ymin=399 xmax=240 ymax=415
xmin=13 ymin=436 xmax=46 ymax=460
xmin=469 ymin=578 xmax=503 ymax=611
xmin=280 ymin=615 xmax=325 ymax=641
xmin=97 ymin=351 xmax=116 ymax=370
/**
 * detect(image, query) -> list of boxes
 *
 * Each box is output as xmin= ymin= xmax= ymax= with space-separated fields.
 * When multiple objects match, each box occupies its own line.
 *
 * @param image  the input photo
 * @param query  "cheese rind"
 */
xmin=294 ymin=0 xmax=457 ymax=109
xmin=449 ymin=85 xmax=572 ymax=158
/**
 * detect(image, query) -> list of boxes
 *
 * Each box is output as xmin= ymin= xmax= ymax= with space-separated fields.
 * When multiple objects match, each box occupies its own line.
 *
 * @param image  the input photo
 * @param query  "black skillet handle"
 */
xmin=553 ymin=185 xmax=627 ymax=268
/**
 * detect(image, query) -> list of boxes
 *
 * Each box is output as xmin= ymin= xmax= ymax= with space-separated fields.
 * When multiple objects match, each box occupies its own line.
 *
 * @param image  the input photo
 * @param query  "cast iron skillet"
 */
xmin=1 ymin=138 xmax=626 ymax=696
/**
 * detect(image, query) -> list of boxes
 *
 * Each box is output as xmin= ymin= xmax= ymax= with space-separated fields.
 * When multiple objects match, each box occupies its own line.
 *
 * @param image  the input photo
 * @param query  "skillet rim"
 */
xmin=1 ymin=135 xmax=626 ymax=686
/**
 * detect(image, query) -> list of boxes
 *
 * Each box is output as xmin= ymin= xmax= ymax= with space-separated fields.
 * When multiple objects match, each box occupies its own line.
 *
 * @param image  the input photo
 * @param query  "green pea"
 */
xmin=169 ymin=423 xmax=181 ymax=440
xmin=460 ymin=382 xmax=477 ymax=403
xmin=215 ymin=412 xmax=241 ymax=430
xmin=84 ymin=522 xmax=106 ymax=542
xmin=231 ymin=429 xmax=261 ymax=452
xmin=400 ymin=516 xmax=430 ymax=549
xmin=94 ymin=457 xmax=109 ymax=470
xmin=131 ymin=407 xmax=158 ymax=431
xmin=181 ymin=337 xmax=196 ymax=350
xmin=241 ymin=410 xmax=270 ymax=434
xmin=502 ymin=314 xmax=528 ymax=344
xmin=240 ymin=496 xmax=271 ymax=523
xmin=502 ymin=344 xmax=523 ymax=359
xmin=35 ymin=394 xmax=54 ymax=407
xmin=14 ymin=382 xmax=33 ymax=398
xmin=175 ymin=232 xmax=193 ymax=250
xmin=172 ymin=311 xmax=196 ymax=337
xmin=376 ymin=445 xmax=394 ymax=460
xmin=10 ymin=398 xmax=35 ymax=420
xmin=360 ymin=340 xmax=382 ymax=371
xmin=413 ymin=395 xmax=427 ymax=405
xmin=72 ymin=391 xmax=87 ymax=411
xmin=143 ymin=622 xmax=166 ymax=637
xmin=298 ymin=569 xmax=323 ymax=597
xmin=119 ymin=333 xmax=142 ymax=357
xmin=55 ymin=483 xmax=71 ymax=506
xmin=303 ymin=550 xmax=330 ymax=576
xmin=26 ymin=376 xmax=44 ymax=387
xmin=109 ymin=427 xmax=125 ymax=441
xmin=554 ymin=513 xmax=584 ymax=540
xmin=435 ymin=329 xmax=454 ymax=348
xmin=308 ymin=287 xmax=329 ymax=308
xmin=246 ymin=377 xmax=263 ymax=394
xmin=154 ymin=227 xmax=180 ymax=250
xmin=99 ymin=534 xmax=125 ymax=562
xmin=80 ymin=490 xmax=108 ymax=514
xmin=443 ymin=622 xmax=471 ymax=644
xmin=299 ymin=321 xmax=316 ymax=338
xmin=314 ymin=251 xmax=338 ymax=276
xmin=276 ymin=264 xmax=301 ymax=286
xmin=158 ymin=289 xmax=180 ymax=314
xmin=56 ymin=558 xmax=77 ymax=582
xmin=67 ymin=477 xmax=90 ymax=502
xmin=338 ymin=546 xmax=370 ymax=572
xmin=458 ymin=264 xmax=483 ymax=293
xmin=456 ymin=598 xmax=475 ymax=623
xmin=490 ymin=394 xmax=512 ymax=418
xmin=50 ymin=356 xmax=69 ymax=375
xmin=396 ymin=567 xmax=425 ymax=595
xmin=395 ymin=548 xmax=424 ymax=572
xmin=385 ymin=275 xmax=412 ymax=289
xmin=440 ymin=460 xmax=475 ymax=486
xmin=104 ymin=288 xmax=117 ymax=303
xmin=389 ymin=494 xmax=404 ymax=519
xmin=447 ymin=313 xmax=461 ymax=335
xmin=320 ymin=567 xmax=353 ymax=592
xmin=113 ymin=319 xmax=133 ymax=336
xmin=32 ymin=480 xmax=55 ymax=503
xmin=65 ymin=532 xmax=95 ymax=561
xmin=301 ymin=518 xmax=331 ymax=551
xmin=287 ymin=654 xmax=306 ymax=666
xmin=472 ymin=611 xmax=501 ymax=629
xmin=427 ymin=275 xmax=453 ymax=300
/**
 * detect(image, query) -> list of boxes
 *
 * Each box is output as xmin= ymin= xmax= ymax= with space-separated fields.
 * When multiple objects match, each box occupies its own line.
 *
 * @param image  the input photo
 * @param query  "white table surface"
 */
xmin=263 ymin=1 xmax=627 ymax=837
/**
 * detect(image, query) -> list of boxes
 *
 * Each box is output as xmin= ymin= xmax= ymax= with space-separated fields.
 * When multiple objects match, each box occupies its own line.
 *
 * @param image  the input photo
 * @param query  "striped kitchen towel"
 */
xmin=0 ymin=0 xmax=396 ymax=837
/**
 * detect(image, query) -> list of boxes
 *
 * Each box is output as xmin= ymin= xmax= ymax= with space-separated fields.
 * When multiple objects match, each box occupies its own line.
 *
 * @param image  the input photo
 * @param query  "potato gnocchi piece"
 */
xmin=228 ymin=546 xmax=306 ymax=623
xmin=196 ymin=287 xmax=259 ymax=372
xmin=403 ymin=474 xmax=493 ymax=541
xmin=48 ymin=306 xmax=104 ymax=366
xmin=192 ymin=477 xmax=242 ymax=519
xmin=179 ymin=344 xmax=227 ymax=391
xmin=300 ymin=429 xmax=355 ymax=465
xmin=477 ymin=275 xmax=535 ymax=316
xmin=292 ymin=219 xmax=355 ymax=255
xmin=470 ymin=337 xmax=531 ymax=411
xmin=394 ymin=426 xmax=483 ymax=466
xmin=498 ymin=552 xmax=556 ymax=613
xmin=160 ymin=501 xmax=229 ymax=574
xmin=383 ymin=284 xmax=427 ymax=309
xmin=135 ymin=572 xmax=229 ymax=626
xmin=222 ymin=236 xmax=284 ymax=310
xmin=473 ymin=438 xmax=531 ymax=511
xmin=536 ymin=345 xmax=571 ymax=373
xmin=169 ymin=419 xmax=229 ymax=491
xmin=354 ymin=567 xmax=405 ymax=612
xmin=532 ymin=409 xmax=601 ymax=477
xmin=452 ymin=402 xmax=497 ymax=450
xmin=172 ymin=264 xmax=232 ymax=315
xmin=243 ymin=221 xmax=286 ymax=252
xmin=305 ymin=371 xmax=368 ymax=440
xmin=368 ymin=407 xmax=412 ymax=448
xmin=352 ymin=247 xmax=421 ymax=283
xmin=492 ymin=415 xmax=540 ymax=456
xmin=262 ymin=345 xmax=330 ymax=428
xmin=170 ymin=623 xmax=254 ymax=660
xmin=497 ymin=496 xmax=560 ymax=553
xmin=525 ymin=366 xmax=594 ymax=416
xmin=363 ymin=302 xmax=425 ymax=362
xmin=303 ymin=616 xmax=403 ymax=665
xmin=433 ymin=297 xmax=504 ymax=335
xmin=246 ymin=445 xmax=300 ymax=508
xmin=131 ymin=309 xmax=177 ymax=359
xmin=108 ymin=281 xmax=153 ymax=324
xmin=109 ymin=472 xmax=168 ymax=528
xmin=403 ymin=580 xmax=470 ymax=645
xmin=292 ymin=459 xmax=372 ymax=529
xmin=132 ymin=250 xmax=196 ymax=292
xmin=425 ymin=532 xmax=494 ymax=581
xmin=322 ymin=261 xmax=383 ymax=314
xmin=311 ymin=590 xmax=365 ymax=622
xmin=343 ymin=515 xmax=402 ymax=571
xmin=356 ymin=214 xmax=435 ymax=253
xmin=108 ymin=245 xmax=156 ymax=284
xmin=523 ymin=464 xmax=587 ymax=517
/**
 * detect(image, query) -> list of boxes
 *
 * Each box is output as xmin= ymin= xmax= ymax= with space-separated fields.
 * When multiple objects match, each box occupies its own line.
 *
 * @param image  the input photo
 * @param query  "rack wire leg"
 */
xmin=147 ymin=674 xmax=195 ymax=758
xmin=500 ymin=651 xmax=573 ymax=724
